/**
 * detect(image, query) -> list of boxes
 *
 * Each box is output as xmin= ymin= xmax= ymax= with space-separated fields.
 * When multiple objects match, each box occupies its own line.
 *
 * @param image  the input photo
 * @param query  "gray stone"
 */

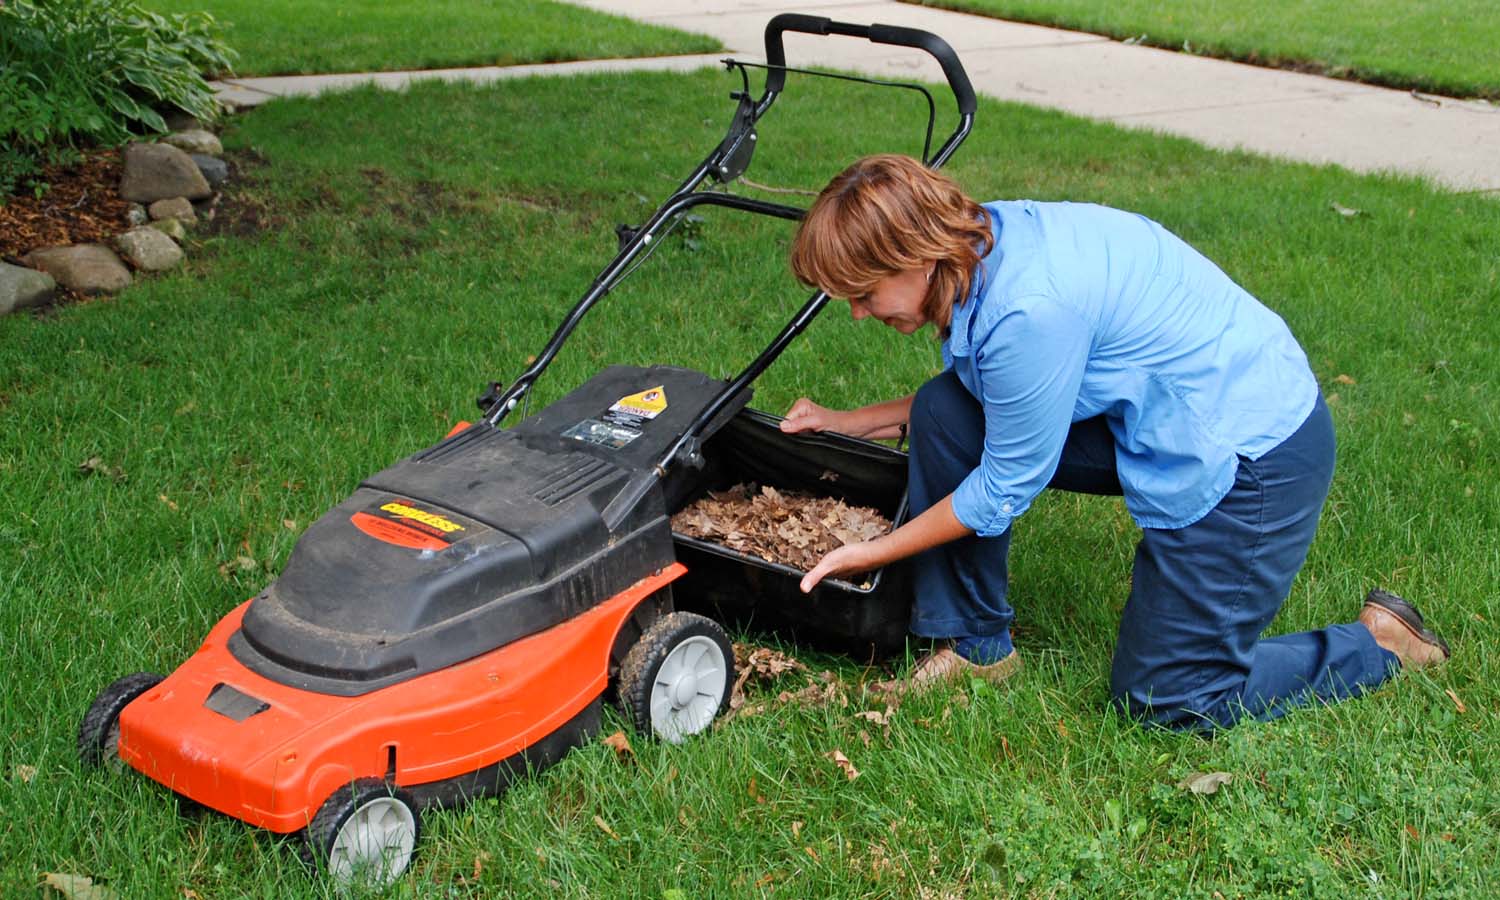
xmin=162 ymin=129 xmax=223 ymax=156
xmin=22 ymin=245 xmax=132 ymax=295
xmin=148 ymin=197 xmax=197 ymax=223
xmin=120 ymin=142 xmax=211 ymax=203
xmin=162 ymin=110 xmax=204 ymax=132
xmin=0 ymin=262 xmax=57 ymax=315
xmin=191 ymin=153 xmax=229 ymax=189
xmin=149 ymin=218 xmax=189 ymax=242
xmin=126 ymin=203 xmax=150 ymax=227
xmin=114 ymin=227 xmax=185 ymax=272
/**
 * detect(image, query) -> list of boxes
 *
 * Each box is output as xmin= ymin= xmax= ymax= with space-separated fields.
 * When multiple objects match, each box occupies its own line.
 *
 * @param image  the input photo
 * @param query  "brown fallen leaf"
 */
xmin=471 ymin=850 xmax=491 ymax=880
xmin=1333 ymin=373 xmax=1357 ymax=385
xmin=825 ymin=749 xmax=860 ymax=781
xmin=601 ymin=730 xmax=634 ymax=762
xmin=1176 ymin=771 xmax=1234 ymax=795
xmin=804 ymin=845 xmax=820 ymax=861
xmin=282 ymin=519 xmax=297 ymax=530
xmin=748 ymin=776 xmax=766 ymax=804
xmin=43 ymin=874 xmax=118 ymax=900
xmin=13 ymin=764 xmax=38 ymax=782
xmin=1445 ymin=689 xmax=1466 ymax=714
xmin=791 ymin=820 xmax=804 ymax=839
xmin=592 ymin=814 xmax=619 ymax=839
xmin=1405 ymin=824 xmax=1421 ymax=841
xmin=157 ymin=494 xmax=179 ymax=512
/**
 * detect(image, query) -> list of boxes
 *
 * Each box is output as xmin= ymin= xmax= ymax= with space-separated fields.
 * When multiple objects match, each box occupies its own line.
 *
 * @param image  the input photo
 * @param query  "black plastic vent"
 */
xmin=533 ymin=457 xmax=622 ymax=507
xmin=204 ymin=683 xmax=270 ymax=722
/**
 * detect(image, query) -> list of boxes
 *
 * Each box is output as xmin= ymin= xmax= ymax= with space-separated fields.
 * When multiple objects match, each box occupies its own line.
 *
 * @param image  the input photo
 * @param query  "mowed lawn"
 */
xmin=916 ymin=0 xmax=1500 ymax=99
xmin=144 ymin=0 xmax=721 ymax=76
xmin=1 ymin=68 xmax=1496 ymax=897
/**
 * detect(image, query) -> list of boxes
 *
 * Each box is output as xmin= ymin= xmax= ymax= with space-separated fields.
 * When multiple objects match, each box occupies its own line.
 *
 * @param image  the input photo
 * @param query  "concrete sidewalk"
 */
xmin=212 ymin=0 xmax=1500 ymax=193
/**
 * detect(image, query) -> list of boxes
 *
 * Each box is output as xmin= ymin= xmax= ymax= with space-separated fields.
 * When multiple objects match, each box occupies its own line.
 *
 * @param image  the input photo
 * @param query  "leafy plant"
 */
xmin=0 ymin=0 xmax=236 ymax=196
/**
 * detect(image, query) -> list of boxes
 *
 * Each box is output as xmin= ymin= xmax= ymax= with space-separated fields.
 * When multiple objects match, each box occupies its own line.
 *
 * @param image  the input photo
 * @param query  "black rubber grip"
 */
xmin=763 ymin=13 xmax=977 ymax=116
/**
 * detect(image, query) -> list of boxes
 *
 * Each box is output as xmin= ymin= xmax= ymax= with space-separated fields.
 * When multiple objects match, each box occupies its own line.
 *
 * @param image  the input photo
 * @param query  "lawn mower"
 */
xmin=78 ymin=14 xmax=978 ymax=886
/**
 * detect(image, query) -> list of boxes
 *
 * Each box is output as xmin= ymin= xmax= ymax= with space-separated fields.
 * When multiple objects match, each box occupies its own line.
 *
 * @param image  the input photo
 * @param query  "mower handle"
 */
xmin=763 ymin=13 xmax=977 ymax=117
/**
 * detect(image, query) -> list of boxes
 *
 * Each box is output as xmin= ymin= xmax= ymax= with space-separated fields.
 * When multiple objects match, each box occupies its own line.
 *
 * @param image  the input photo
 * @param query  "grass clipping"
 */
xmin=671 ymin=483 xmax=891 ymax=575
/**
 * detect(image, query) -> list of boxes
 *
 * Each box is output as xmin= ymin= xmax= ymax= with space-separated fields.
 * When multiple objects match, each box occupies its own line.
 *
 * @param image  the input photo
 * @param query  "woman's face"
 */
xmin=847 ymin=265 xmax=931 ymax=334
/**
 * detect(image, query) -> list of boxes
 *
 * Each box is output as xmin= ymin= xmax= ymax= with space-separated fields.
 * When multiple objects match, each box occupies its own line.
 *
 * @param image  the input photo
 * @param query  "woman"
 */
xmin=783 ymin=154 xmax=1447 ymax=730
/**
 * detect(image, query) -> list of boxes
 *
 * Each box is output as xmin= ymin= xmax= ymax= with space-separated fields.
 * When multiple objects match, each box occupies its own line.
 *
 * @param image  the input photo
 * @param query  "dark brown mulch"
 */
xmin=671 ymin=483 xmax=893 ymax=573
xmin=0 ymin=150 xmax=132 ymax=263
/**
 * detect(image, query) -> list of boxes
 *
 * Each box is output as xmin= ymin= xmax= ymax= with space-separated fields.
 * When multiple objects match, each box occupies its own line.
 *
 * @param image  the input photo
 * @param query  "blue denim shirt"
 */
xmin=942 ymin=201 xmax=1318 ymax=535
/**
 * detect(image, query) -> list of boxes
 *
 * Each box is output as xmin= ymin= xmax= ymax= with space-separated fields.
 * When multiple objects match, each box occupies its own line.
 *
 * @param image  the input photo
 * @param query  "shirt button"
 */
xmin=1001 ymin=501 xmax=1013 ymax=513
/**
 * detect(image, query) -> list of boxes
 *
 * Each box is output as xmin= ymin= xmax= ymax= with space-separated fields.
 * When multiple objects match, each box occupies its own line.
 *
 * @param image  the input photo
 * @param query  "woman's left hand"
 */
xmin=800 ymin=540 xmax=883 ymax=593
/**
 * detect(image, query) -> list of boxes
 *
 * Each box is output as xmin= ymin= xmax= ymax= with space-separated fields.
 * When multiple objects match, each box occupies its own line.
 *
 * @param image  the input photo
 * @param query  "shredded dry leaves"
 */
xmin=1445 ymin=688 xmax=1467 ymax=713
xmin=0 ymin=150 xmax=131 ymax=261
xmin=1176 ymin=771 xmax=1234 ymax=795
xmin=77 ymin=457 xmax=126 ymax=482
xmin=672 ymin=483 xmax=891 ymax=574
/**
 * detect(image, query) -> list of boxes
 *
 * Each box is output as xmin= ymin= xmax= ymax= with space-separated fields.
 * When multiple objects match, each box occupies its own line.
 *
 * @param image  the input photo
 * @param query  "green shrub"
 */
xmin=0 ymin=0 xmax=236 ymax=196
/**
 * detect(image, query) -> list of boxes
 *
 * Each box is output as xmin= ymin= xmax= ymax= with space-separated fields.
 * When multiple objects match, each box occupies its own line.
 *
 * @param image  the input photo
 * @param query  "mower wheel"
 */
xmin=303 ymin=778 xmax=420 ymax=887
xmin=618 ymin=611 xmax=733 ymax=744
xmin=78 ymin=672 xmax=163 ymax=769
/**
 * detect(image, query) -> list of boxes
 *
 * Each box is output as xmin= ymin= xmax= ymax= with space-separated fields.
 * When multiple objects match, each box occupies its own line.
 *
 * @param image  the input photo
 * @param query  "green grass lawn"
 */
xmin=2 ymin=69 xmax=1497 ymax=896
xmin=145 ymin=0 xmax=720 ymax=77
xmin=915 ymin=0 xmax=1500 ymax=99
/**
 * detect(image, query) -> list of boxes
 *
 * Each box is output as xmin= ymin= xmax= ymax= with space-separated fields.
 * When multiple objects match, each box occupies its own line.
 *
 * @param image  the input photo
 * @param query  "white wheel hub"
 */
xmin=329 ymin=796 xmax=417 ymax=885
xmin=650 ymin=635 xmax=726 ymax=744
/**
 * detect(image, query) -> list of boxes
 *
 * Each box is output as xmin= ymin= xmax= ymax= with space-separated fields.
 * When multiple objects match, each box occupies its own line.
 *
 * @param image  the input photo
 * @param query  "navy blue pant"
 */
xmin=907 ymin=371 xmax=1398 ymax=730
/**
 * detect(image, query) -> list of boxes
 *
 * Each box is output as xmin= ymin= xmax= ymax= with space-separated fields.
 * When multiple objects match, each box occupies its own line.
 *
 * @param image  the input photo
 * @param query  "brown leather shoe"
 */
xmin=873 ymin=646 xmax=1021 ymax=696
xmin=1359 ymin=588 xmax=1450 ymax=669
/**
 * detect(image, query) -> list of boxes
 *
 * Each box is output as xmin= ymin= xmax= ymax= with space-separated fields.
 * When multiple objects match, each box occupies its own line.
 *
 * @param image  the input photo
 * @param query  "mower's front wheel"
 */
xmin=618 ymin=611 xmax=733 ymax=744
xmin=78 ymin=672 xmax=163 ymax=769
xmin=303 ymin=778 xmax=420 ymax=887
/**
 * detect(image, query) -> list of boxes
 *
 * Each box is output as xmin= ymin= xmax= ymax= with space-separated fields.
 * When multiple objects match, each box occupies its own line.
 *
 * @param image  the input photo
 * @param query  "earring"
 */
xmin=925 ymin=265 xmax=935 ymax=283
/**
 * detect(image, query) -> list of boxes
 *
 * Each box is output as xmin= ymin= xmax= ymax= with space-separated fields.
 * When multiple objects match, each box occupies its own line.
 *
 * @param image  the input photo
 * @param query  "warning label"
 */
xmin=602 ymin=386 xmax=668 ymax=429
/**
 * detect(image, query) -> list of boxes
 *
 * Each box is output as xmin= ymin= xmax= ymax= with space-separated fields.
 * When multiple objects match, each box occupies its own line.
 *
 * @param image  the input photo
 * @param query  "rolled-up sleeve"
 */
xmin=951 ymin=295 xmax=1091 ymax=536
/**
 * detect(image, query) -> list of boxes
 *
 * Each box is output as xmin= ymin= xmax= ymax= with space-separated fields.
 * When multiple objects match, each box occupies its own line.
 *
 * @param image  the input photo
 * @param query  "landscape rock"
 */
xmin=190 ymin=153 xmax=228 ymax=189
xmin=0 ymin=262 xmax=57 ymax=315
xmin=162 ymin=129 xmax=223 ymax=156
xmin=120 ymin=142 xmax=211 ymax=203
xmin=127 ymin=203 xmax=150 ymax=227
xmin=114 ymin=227 xmax=185 ymax=272
xmin=162 ymin=110 xmax=204 ymax=132
xmin=148 ymin=197 xmax=197 ymax=223
xmin=149 ymin=218 xmax=189 ymax=242
xmin=22 ymin=245 xmax=132 ymax=295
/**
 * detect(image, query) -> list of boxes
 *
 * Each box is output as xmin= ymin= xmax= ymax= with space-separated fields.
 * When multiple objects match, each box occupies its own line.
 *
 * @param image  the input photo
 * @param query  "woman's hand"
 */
xmin=799 ymin=539 xmax=883 ymax=593
xmin=780 ymin=397 xmax=843 ymax=434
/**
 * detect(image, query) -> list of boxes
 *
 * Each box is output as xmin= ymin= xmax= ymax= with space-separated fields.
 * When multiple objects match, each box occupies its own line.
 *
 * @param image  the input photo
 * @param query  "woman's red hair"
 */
xmin=789 ymin=154 xmax=993 ymax=333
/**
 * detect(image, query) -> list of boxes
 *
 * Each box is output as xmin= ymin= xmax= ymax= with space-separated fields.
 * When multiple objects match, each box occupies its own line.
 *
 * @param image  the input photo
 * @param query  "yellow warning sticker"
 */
xmin=610 ymin=386 xmax=668 ymax=420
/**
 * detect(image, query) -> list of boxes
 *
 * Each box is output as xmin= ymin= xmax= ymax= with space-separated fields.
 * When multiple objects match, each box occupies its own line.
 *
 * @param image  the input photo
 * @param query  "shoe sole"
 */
xmin=1364 ymin=591 xmax=1451 ymax=660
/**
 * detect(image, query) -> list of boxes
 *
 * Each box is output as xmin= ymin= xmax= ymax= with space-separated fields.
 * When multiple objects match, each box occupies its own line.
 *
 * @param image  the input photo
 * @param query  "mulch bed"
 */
xmin=0 ymin=150 xmax=132 ymax=264
xmin=671 ymin=483 xmax=892 ymax=573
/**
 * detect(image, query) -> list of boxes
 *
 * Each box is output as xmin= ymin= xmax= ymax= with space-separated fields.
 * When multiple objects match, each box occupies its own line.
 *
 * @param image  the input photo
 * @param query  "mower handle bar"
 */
xmin=761 ymin=13 xmax=977 ymax=117
xmin=480 ymin=17 xmax=977 ymax=503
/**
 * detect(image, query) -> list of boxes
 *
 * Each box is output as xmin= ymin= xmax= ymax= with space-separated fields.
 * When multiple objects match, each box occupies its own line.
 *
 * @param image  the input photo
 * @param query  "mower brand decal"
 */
xmin=378 ymin=501 xmax=465 ymax=534
xmin=350 ymin=498 xmax=475 ymax=551
xmin=562 ymin=418 xmax=642 ymax=450
xmin=602 ymin=385 xmax=667 ymax=430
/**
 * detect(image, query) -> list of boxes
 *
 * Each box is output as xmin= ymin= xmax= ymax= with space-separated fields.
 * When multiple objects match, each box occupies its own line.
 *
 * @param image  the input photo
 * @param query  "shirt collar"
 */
xmin=943 ymin=205 xmax=1004 ymax=359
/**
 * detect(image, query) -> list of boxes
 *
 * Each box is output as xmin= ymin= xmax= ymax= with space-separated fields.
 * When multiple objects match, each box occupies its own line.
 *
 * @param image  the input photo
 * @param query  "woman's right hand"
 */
xmin=780 ymin=398 xmax=842 ymax=434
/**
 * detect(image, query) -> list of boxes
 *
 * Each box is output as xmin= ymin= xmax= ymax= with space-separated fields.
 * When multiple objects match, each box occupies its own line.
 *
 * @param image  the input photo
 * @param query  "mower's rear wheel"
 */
xmin=618 ymin=611 xmax=733 ymax=744
xmin=303 ymin=778 xmax=420 ymax=887
xmin=78 ymin=672 xmax=163 ymax=770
